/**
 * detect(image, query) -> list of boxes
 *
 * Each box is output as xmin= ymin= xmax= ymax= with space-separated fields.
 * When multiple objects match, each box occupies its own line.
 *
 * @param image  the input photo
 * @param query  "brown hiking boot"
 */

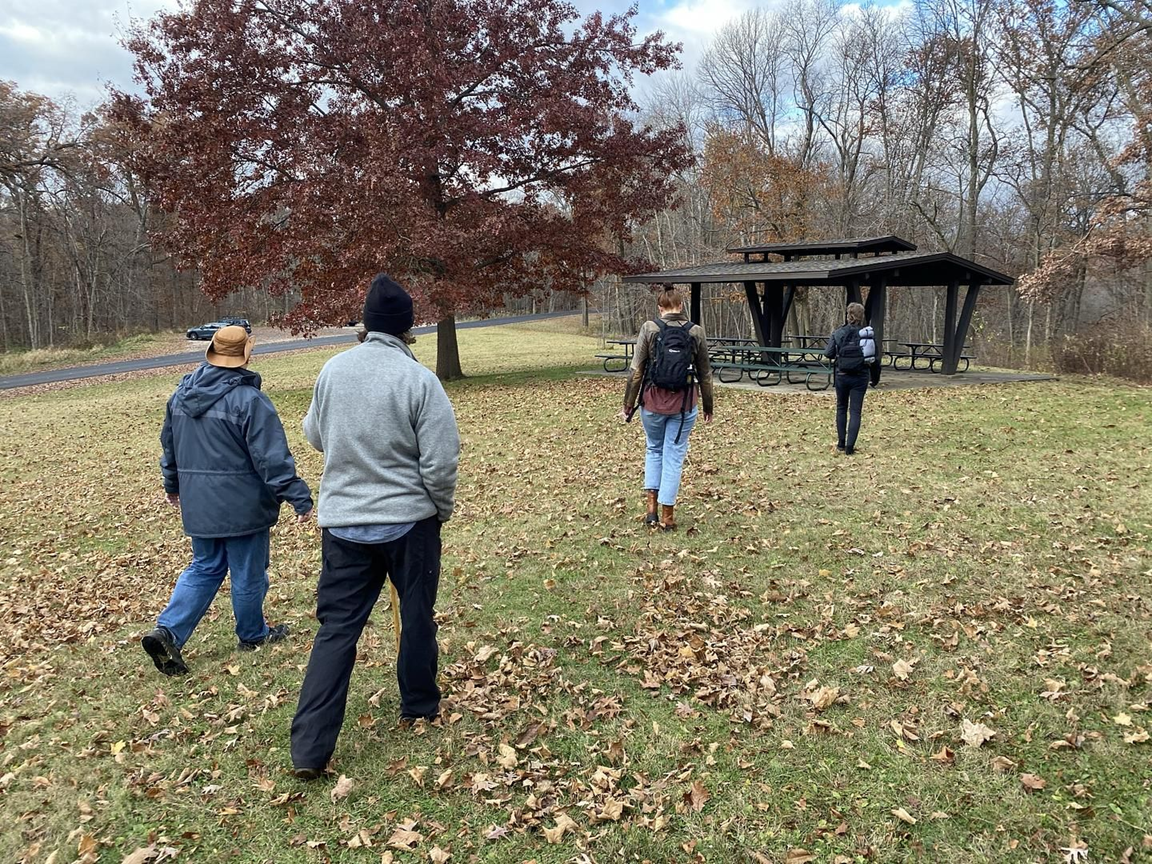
xmin=659 ymin=504 xmax=676 ymax=531
xmin=644 ymin=490 xmax=659 ymax=526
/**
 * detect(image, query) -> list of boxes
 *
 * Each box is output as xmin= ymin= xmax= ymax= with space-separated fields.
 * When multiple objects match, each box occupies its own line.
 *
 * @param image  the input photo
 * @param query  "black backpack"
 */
xmin=836 ymin=327 xmax=866 ymax=374
xmin=647 ymin=319 xmax=694 ymax=390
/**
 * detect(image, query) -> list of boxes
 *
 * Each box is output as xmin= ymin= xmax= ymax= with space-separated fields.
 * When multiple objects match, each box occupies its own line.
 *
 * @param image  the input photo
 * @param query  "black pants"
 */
xmin=835 ymin=371 xmax=869 ymax=450
xmin=290 ymin=517 xmax=442 ymax=770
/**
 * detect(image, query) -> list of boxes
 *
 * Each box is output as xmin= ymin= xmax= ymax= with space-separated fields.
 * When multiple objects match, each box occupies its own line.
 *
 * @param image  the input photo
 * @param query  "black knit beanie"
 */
xmin=362 ymin=273 xmax=414 ymax=335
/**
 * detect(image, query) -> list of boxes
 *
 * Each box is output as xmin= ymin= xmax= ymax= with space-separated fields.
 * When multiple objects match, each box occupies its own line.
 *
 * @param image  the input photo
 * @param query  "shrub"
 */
xmin=1051 ymin=320 xmax=1152 ymax=383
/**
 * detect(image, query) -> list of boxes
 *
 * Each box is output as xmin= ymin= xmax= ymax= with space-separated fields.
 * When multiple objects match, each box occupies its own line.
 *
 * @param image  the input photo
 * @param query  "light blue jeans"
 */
xmin=641 ymin=408 xmax=698 ymax=506
xmin=157 ymin=529 xmax=272 ymax=647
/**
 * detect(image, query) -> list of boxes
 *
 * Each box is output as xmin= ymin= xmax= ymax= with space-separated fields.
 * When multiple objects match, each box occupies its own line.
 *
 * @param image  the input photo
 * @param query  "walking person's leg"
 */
xmin=226 ymin=529 xmax=283 ymax=648
xmin=291 ymin=531 xmax=386 ymax=772
xmin=384 ymin=517 xmax=443 ymax=721
xmin=145 ymin=538 xmax=228 ymax=674
xmin=834 ymin=374 xmax=850 ymax=450
xmin=641 ymin=409 xmax=667 ymax=525
xmin=845 ymin=376 xmax=868 ymax=453
xmin=656 ymin=408 xmax=698 ymax=529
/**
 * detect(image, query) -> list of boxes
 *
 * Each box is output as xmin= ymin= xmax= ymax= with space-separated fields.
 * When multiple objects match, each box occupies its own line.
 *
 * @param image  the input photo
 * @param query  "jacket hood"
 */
xmin=174 ymin=363 xmax=262 ymax=417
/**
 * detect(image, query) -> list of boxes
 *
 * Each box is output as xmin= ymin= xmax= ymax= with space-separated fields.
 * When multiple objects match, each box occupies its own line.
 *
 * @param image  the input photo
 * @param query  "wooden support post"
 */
xmin=690 ymin=282 xmax=702 ymax=326
xmin=942 ymin=280 xmax=959 ymax=374
xmin=846 ymin=280 xmax=862 ymax=307
xmin=744 ymin=281 xmax=767 ymax=345
xmin=765 ymin=284 xmax=785 ymax=347
xmin=866 ymin=279 xmax=887 ymax=353
xmin=781 ymin=285 xmax=796 ymax=329
xmin=946 ymin=281 xmax=981 ymax=373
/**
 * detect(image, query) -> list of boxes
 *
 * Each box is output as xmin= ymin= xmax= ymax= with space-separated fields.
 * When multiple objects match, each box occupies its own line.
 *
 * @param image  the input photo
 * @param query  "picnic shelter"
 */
xmin=622 ymin=236 xmax=1014 ymax=375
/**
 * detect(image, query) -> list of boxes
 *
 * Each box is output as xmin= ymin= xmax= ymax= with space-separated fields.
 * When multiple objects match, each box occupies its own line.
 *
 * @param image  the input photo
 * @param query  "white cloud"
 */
xmin=0 ymin=0 xmax=178 ymax=104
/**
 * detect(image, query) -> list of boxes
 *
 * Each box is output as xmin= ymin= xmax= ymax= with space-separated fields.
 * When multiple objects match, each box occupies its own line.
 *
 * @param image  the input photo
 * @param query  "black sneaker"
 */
xmin=142 ymin=627 xmax=190 ymax=676
xmin=845 ymin=447 xmax=855 ymax=456
xmin=836 ymin=443 xmax=845 ymax=452
xmin=292 ymin=766 xmax=327 ymax=781
xmin=237 ymin=623 xmax=289 ymax=652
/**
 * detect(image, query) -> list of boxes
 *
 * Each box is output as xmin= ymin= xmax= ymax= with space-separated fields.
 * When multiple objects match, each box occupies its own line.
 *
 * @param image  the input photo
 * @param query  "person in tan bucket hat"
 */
xmin=141 ymin=325 xmax=314 ymax=676
xmin=204 ymin=324 xmax=254 ymax=368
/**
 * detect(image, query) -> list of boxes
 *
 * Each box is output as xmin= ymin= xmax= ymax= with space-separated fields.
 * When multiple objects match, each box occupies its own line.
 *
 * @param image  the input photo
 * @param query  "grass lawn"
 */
xmin=0 ymin=321 xmax=1149 ymax=863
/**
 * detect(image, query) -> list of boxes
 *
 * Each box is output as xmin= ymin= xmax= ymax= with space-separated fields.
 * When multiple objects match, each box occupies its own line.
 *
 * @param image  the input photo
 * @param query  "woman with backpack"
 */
xmin=621 ymin=287 xmax=714 ymax=531
xmin=824 ymin=302 xmax=871 ymax=455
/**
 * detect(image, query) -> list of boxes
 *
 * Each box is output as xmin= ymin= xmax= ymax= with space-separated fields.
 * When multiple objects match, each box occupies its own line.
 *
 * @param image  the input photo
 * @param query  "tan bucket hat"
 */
xmin=205 ymin=325 xmax=254 ymax=368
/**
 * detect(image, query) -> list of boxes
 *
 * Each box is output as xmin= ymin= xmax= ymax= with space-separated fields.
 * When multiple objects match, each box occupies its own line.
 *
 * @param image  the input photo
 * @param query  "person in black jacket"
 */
xmin=824 ymin=303 xmax=870 ymax=455
xmin=141 ymin=326 xmax=314 ymax=675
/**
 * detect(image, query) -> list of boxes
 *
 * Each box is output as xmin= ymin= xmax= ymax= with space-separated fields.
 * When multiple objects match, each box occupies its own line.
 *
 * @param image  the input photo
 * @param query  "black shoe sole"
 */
xmin=293 ymin=767 xmax=327 ymax=781
xmin=238 ymin=626 xmax=289 ymax=651
xmin=142 ymin=633 xmax=189 ymax=676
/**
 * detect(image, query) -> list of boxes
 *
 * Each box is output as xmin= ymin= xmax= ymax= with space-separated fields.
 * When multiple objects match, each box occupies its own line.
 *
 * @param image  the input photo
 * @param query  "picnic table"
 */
xmin=890 ymin=341 xmax=974 ymax=372
xmin=709 ymin=344 xmax=832 ymax=391
xmin=596 ymin=338 xmax=635 ymax=372
xmin=786 ymin=334 xmax=830 ymax=349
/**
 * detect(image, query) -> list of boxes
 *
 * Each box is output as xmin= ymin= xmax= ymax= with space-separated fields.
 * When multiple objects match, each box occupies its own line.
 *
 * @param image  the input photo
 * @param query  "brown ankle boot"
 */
xmin=644 ymin=490 xmax=659 ymax=526
xmin=659 ymin=504 xmax=676 ymax=531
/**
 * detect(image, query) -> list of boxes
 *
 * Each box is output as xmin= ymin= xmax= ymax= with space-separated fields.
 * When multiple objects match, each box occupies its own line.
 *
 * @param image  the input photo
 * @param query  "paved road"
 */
xmin=0 ymin=311 xmax=580 ymax=390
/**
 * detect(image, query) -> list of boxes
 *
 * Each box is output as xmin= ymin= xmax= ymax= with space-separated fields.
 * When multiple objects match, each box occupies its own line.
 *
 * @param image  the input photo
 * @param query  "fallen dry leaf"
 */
xmin=388 ymin=827 xmax=424 ymax=851
xmin=429 ymin=846 xmax=451 ymax=863
xmin=892 ymin=659 xmax=915 ymax=680
xmin=330 ymin=774 xmax=354 ymax=803
xmin=496 ymin=743 xmax=518 ymax=770
xmin=1021 ymin=773 xmax=1047 ymax=792
xmin=892 ymin=806 xmax=917 ymax=825
xmin=686 ymin=780 xmax=710 ymax=812
xmin=785 ymin=849 xmax=817 ymax=864
xmin=961 ymin=718 xmax=995 ymax=748
xmin=990 ymin=755 xmax=1016 ymax=773
xmin=121 ymin=847 xmax=157 ymax=864
xmin=543 ymin=813 xmax=578 ymax=844
xmin=806 ymin=685 xmax=841 ymax=712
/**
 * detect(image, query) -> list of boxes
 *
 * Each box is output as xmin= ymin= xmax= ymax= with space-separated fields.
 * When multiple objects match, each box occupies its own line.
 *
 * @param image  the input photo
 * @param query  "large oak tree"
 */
xmin=111 ymin=0 xmax=691 ymax=378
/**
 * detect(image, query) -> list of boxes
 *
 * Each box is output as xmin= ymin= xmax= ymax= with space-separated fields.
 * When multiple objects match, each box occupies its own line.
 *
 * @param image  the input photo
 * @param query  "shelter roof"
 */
xmin=727 ymin=235 xmax=917 ymax=257
xmin=622 ymin=251 xmax=1014 ymax=287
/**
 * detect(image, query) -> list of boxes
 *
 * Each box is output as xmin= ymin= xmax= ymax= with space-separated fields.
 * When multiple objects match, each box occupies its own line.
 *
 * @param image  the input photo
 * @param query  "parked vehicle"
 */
xmin=186 ymin=318 xmax=252 ymax=340
xmin=219 ymin=317 xmax=252 ymax=333
xmin=186 ymin=321 xmax=227 ymax=341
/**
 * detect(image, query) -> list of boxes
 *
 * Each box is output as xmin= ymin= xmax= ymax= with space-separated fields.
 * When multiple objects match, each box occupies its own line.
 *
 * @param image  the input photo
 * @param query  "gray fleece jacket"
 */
xmin=303 ymin=332 xmax=460 ymax=527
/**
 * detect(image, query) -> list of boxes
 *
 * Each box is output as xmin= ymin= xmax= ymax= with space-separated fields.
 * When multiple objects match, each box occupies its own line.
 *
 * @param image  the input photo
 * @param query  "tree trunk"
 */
xmin=436 ymin=315 xmax=465 ymax=380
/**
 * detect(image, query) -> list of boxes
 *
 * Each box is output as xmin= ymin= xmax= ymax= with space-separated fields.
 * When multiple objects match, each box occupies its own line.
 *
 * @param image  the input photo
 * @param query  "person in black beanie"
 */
xmin=362 ymin=273 xmax=414 ymax=335
xmin=291 ymin=273 xmax=460 ymax=779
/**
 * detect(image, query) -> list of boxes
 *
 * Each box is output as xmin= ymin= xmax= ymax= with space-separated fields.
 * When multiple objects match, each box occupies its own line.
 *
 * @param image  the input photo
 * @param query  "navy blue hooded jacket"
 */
xmin=160 ymin=363 xmax=313 ymax=538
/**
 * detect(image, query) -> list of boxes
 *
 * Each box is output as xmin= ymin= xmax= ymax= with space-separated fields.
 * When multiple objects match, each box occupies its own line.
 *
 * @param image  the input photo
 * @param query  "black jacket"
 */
xmin=824 ymin=324 xmax=869 ymax=375
xmin=160 ymin=363 xmax=313 ymax=538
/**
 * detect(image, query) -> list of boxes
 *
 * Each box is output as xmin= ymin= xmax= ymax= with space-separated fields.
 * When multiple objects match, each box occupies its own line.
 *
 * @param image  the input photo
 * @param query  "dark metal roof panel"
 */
xmin=727 ymin=235 xmax=917 ymax=255
xmin=623 ymin=251 xmax=1014 ymax=286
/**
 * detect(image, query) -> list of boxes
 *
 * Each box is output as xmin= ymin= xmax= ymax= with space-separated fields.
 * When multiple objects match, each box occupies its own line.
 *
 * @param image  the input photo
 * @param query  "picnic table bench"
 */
xmin=709 ymin=345 xmax=832 ymax=391
xmin=888 ymin=341 xmax=975 ymax=372
xmin=595 ymin=338 xmax=635 ymax=372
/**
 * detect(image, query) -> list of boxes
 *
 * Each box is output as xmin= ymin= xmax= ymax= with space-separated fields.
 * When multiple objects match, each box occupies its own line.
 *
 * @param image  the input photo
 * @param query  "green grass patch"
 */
xmin=0 ymin=322 xmax=1149 ymax=863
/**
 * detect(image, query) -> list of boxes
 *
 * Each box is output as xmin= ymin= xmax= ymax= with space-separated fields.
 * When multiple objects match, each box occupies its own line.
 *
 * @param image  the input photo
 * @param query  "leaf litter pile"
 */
xmin=0 ymin=340 xmax=1150 ymax=863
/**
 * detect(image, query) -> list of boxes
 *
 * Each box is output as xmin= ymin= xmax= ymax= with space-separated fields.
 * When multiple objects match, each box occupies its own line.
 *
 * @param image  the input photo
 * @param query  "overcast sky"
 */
xmin=0 ymin=0 xmax=763 ymax=108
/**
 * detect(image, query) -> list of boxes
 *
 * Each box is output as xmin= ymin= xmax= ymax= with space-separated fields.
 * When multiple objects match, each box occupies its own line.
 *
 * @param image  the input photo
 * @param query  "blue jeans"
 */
xmin=641 ymin=408 xmax=698 ymax=506
xmin=157 ymin=529 xmax=272 ymax=647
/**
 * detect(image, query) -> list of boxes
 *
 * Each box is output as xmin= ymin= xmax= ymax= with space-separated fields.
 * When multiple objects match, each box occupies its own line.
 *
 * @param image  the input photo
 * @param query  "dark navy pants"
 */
xmin=835 ymin=371 xmax=869 ymax=450
xmin=291 ymin=517 xmax=442 ymax=770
